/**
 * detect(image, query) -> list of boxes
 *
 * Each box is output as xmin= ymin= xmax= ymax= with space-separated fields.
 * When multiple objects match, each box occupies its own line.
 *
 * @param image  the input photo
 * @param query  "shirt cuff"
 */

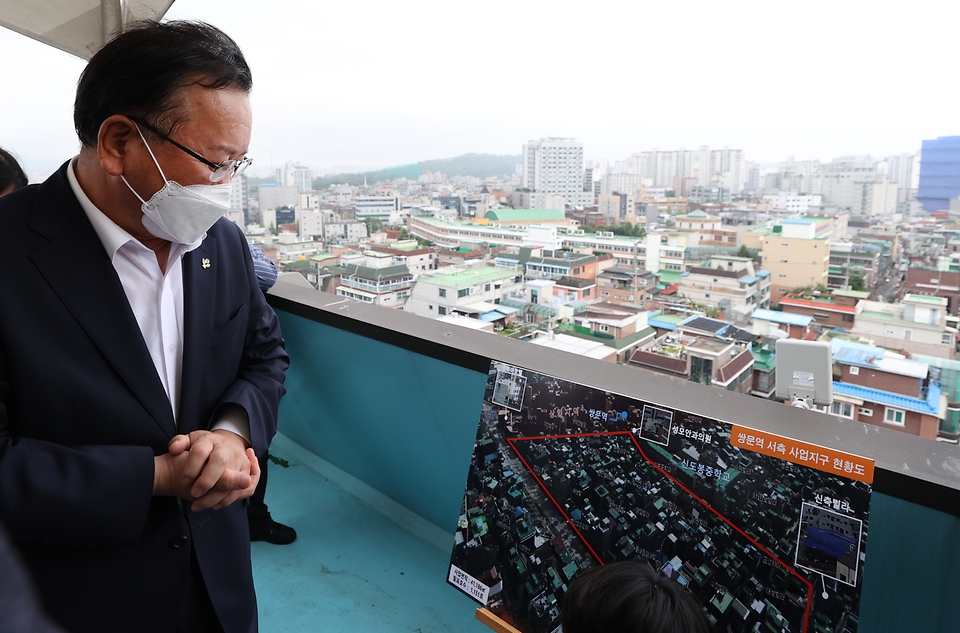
xmin=211 ymin=403 xmax=251 ymax=446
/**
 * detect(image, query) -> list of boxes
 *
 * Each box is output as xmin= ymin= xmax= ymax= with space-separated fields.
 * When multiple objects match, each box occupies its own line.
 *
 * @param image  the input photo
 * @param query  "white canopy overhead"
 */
xmin=0 ymin=0 xmax=176 ymax=60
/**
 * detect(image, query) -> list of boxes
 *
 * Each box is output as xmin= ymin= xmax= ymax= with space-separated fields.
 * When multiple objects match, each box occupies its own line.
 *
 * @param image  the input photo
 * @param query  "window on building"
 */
xmin=843 ymin=314 xmax=854 ymax=323
xmin=438 ymin=307 xmax=447 ymax=315
xmin=429 ymin=305 xmax=433 ymax=310
xmin=458 ymin=288 xmax=469 ymax=298
xmin=943 ymin=332 xmax=954 ymax=345
xmin=849 ymin=366 xmax=860 ymax=375
xmin=485 ymin=284 xmax=491 ymax=291
xmin=584 ymin=288 xmax=591 ymax=297
xmin=859 ymin=408 xmax=873 ymax=417
xmin=439 ymin=289 xmax=446 ymax=297
xmin=830 ymin=401 xmax=853 ymax=418
xmin=599 ymin=324 xmax=609 ymax=332
xmin=904 ymin=330 xmax=912 ymax=341
xmin=884 ymin=407 xmax=905 ymax=426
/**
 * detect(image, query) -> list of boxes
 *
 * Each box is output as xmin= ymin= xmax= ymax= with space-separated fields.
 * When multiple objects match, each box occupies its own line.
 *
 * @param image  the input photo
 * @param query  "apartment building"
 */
xmin=760 ymin=219 xmax=831 ymax=301
xmin=679 ymin=256 xmax=771 ymax=313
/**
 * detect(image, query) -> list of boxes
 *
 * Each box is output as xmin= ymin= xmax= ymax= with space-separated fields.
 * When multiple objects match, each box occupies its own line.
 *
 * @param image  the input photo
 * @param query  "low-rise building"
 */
xmin=335 ymin=262 xmax=414 ymax=310
xmin=405 ymin=266 xmax=524 ymax=319
xmin=749 ymin=308 xmax=813 ymax=339
xmin=596 ymin=268 xmax=657 ymax=305
xmin=779 ymin=290 xmax=862 ymax=329
xmin=628 ymin=316 xmax=756 ymax=393
xmin=824 ymin=339 xmax=946 ymax=440
xmin=852 ymin=294 xmax=958 ymax=359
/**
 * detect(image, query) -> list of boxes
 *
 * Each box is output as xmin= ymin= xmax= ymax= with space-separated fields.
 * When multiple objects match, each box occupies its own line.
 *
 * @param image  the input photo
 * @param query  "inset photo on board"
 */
xmin=638 ymin=404 xmax=674 ymax=446
xmin=795 ymin=502 xmax=862 ymax=587
xmin=491 ymin=368 xmax=527 ymax=412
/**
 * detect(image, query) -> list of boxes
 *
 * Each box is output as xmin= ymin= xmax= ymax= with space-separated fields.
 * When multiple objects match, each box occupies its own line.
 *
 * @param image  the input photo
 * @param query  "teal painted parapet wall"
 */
xmin=275 ymin=310 xmax=488 ymax=533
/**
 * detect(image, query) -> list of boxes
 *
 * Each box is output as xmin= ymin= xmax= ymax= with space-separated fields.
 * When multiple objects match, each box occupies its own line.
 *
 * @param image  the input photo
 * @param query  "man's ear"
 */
xmin=97 ymin=115 xmax=138 ymax=177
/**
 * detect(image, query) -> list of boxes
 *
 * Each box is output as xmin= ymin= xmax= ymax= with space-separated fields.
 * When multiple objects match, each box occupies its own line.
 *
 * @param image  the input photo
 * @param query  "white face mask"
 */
xmin=122 ymin=124 xmax=231 ymax=245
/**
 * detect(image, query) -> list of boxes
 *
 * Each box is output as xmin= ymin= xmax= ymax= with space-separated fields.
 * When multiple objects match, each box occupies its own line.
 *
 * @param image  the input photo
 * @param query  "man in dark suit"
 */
xmin=0 ymin=21 xmax=288 ymax=633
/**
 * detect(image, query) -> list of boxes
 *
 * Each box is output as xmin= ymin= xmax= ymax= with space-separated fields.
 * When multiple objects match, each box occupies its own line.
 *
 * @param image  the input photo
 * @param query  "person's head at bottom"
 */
xmin=0 ymin=147 xmax=28 ymax=196
xmin=562 ymin=561 xmax=710 ymax=633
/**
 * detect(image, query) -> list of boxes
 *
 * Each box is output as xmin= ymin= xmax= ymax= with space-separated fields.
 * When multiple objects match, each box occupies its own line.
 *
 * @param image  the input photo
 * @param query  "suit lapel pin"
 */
xmin=202 ymin=258 xmax=211 ymax=269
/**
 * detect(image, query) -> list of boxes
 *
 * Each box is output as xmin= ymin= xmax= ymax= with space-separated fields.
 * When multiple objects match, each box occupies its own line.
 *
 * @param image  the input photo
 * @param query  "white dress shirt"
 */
xmin=67 ymin=160 xmax=250 ymax=441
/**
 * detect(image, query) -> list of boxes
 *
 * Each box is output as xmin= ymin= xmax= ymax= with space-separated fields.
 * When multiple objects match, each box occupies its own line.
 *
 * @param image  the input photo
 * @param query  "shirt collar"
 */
xmin=67 ymin=158 xmax=203 ymax=261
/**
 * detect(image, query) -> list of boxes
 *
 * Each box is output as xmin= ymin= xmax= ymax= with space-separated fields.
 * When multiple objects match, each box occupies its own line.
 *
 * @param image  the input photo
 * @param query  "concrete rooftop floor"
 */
xmin=251 ymin=435 xmax=489 ymax=633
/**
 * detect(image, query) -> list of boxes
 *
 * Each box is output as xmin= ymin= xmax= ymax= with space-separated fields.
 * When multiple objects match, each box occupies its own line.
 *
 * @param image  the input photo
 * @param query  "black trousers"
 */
xmin=247 ymin=453 xmax=270 ymax=525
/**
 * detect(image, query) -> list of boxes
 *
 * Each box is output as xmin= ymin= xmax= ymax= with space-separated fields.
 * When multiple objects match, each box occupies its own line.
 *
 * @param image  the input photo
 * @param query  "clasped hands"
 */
xmin=153 ymin=430 xmax=259 ymax=512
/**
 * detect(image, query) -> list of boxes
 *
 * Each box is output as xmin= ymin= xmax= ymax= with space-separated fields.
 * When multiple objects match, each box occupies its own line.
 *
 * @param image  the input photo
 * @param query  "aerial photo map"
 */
xmin=447 ymin=362 xmax=873 ymax=633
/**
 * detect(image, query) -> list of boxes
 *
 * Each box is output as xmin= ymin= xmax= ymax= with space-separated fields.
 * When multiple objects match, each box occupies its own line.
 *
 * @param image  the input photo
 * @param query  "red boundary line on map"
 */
xmin=506 ymin=431 xmax=814 ymax=633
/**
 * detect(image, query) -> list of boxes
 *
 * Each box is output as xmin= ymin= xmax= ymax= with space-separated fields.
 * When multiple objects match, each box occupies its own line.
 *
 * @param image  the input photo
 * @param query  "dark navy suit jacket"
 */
xmin=0 ymin=162 xmax=289 ymax=632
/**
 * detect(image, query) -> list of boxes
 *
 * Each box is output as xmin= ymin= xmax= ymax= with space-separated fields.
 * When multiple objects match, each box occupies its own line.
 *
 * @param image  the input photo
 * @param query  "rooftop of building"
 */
xmin=830 ymin=339 xmax=929 ymax=379
xmin=779 ymin=295 xmax=858 ymax=313
xmin=418 ymin=266 xmax=518 ymax=288
xmin=338 ymin=263 xmax=411 ymax=280
xmin=751 ymin=344 xmax=777 ymax=372
xmin=484 ymin=209 xmax=567 ymax=222
xmin=751 ymin=308 xmax=813 ymax=327
xmin=554 ymin=276 xmax=596 ymax=289
xmin=905 ymin=293 xmax=948 ymax=306
xmin=833 ymin=289 xmax=871 ymax=299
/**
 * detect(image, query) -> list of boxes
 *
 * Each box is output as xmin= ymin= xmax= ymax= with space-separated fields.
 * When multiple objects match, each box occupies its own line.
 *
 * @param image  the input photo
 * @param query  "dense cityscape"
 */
xmin=237 ymin=135 xmax=960 ymax=445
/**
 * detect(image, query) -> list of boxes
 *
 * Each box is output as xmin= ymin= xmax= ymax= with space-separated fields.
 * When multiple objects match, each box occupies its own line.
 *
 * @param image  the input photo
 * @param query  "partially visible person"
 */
xmin=0 ymin=21 xmax=288 ymax=633
xmin=562 ymin=561 xmax=710 ymax=633
xmin=246 ymin=243 xmax=297 ymax=545
xmin=0 ymin=147 xmax=28 ymax=195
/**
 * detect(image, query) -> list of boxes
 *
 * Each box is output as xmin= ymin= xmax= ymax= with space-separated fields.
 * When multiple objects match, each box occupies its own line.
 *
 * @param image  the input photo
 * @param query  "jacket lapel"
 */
xmin=28 ymin=164 xmax=176 ymax=438
xmin=178 ymin=235 xmax=218 ymax=434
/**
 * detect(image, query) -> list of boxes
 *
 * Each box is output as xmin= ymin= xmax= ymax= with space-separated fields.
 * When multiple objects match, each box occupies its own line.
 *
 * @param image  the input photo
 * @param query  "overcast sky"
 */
xmin=1 ymin=0 xmax=957 ymax=180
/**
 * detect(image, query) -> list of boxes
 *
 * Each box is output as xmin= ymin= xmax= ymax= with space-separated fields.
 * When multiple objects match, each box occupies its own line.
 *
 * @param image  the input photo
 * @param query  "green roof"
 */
xmin=833 ymin=289 xmax=870 ymax=298
xmin=419 ymin=266 xmax=518 ymax=288
xmin=657 ymin=270 xmax=683 ymax=284
xmin=484 ymin=209 xmax=566 ymax=222
xmin=751 ymin=347 xmax=776 ymax=372
xmin=906 ymin=294 xmax=947 ymax=305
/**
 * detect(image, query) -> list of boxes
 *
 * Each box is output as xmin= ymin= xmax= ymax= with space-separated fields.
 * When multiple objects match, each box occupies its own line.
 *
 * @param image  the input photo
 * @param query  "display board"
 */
xmin=447 ymin=362 xmax=874 ymax=633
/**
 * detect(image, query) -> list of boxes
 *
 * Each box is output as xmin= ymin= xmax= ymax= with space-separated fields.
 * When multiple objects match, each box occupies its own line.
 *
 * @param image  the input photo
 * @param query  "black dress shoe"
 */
xmin=250 ymin=519 xmax=297 ymax=545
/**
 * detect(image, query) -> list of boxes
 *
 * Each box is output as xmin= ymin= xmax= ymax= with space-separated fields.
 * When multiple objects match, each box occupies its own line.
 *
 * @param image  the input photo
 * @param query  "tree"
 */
xmin=268 ymin=222 xmax=277 ymax=236
xmin=363 ymin=217 xmax=383 ymax=234
xmin=849 ymin=271 xmax=866 ymax=292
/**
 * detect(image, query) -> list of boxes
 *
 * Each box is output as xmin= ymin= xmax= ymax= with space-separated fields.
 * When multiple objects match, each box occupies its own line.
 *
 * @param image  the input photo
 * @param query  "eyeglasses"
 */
xmin=129 ymin=116 xmax=252 ymax=182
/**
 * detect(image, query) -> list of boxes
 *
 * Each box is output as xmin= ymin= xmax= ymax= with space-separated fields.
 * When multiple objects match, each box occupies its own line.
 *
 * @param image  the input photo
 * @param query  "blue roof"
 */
xmin=756 ymin=269 xmax=771 ymax=278
xmin=494 ymin=256 xmax=519 ymax=263
xmin=751 ymin=308 xmax=812 ymax=327
xmin=479 ymin=312 xmax=501 ymax=322
xmin=739 ymin=275 xmax=759 ymax=284
xmin=833 ymin=381 xmax=942 ymax=415
xmin=782 ymin=218 xmax=815 ymax=225
xmin=648 ymin=317 xmax=678 ymax=331
xmin=830 ymin=338 xmax=885 ymax=365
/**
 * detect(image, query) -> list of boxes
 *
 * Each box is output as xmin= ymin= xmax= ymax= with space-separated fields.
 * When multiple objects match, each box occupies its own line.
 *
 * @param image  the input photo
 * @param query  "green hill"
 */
xmin=313 ymin=153 xmax=520 ymax=189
